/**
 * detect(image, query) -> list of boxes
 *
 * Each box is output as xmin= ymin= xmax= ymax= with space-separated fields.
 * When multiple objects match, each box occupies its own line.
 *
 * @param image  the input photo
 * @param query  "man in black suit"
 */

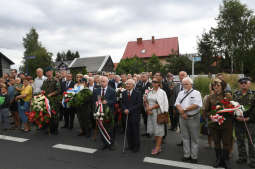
xmin=172 ymin=71 xmax=187 ymax=146
xmin=61 ymin=73 xmax=75 ymax=129
xmin=93 ymin=76 xmax=117 ymax=150
xmin=122 ymin=79 xmax=142 ymax=152
xmin=59 ymin=70 xmax=67 ymax=121
xmin=109 ymin=75 xmax=122 ymax=90
xmin=137 ymin=73 xmax=152 ymax=137
xmin=172 ymin=71 xmax=187 ymax=131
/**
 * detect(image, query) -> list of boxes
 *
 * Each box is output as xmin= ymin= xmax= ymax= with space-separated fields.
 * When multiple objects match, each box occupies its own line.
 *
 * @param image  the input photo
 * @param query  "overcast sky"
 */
xmin=1 ymin=0 xmax=255 ymax=70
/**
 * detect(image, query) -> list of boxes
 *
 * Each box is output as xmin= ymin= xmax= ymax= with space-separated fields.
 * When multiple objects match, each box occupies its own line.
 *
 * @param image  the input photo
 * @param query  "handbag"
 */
xmin=157 ymin=112 xmax=169 ymax=124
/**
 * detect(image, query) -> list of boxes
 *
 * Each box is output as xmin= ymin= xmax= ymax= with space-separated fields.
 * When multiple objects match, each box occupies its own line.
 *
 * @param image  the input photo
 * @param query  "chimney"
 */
xmin=152 ymin=36 xmax=155 ymax=44
xmin=137 ymin=38 xmax=142 ymax=45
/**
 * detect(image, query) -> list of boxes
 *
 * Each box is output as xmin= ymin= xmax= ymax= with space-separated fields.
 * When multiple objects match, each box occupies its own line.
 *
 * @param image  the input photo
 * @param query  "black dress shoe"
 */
xmin=236 ymin=158 xmax=247 ymax=164
xmin=190 ymin=158 xmax=198 ymax=164
xmin=100 ymin=145 xmax=108 ymax=150
xmin=77 ymin=132 xmax=85 ymax=136
xmin=132 ymin=147 xmax=139 ymax=153
xmin=108 ymin=145 xmax=116 ymax=151
xmin=141 ymin=133 xmax=147 ymax=136
xmin=182 ymin=157 xmax=191 ymax=162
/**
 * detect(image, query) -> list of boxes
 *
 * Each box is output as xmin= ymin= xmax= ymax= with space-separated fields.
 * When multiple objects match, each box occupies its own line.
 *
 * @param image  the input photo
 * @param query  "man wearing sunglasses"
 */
xmin=233 ymin=77 xmax=255 ymax=168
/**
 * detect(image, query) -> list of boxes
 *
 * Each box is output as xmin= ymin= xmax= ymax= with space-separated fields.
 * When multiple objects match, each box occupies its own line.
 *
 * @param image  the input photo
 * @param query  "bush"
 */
xmin=193 ymin=76 xmax=211 ymax=97
xmin=222 ymin=73 xmax=239 ymax=92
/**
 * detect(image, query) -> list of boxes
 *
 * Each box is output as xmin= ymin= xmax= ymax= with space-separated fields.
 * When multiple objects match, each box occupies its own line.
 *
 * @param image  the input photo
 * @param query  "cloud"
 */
xmin=0 ymin=0 xmax=254 ymax=70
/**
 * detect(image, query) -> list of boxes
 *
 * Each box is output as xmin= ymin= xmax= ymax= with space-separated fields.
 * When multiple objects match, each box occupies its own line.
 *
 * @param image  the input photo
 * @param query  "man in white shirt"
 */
xmin=88 ymin=77 xmax=95 ymax=92
xmin=33 ymin=68 xmax=47 ymax=95
xmin=175 ymin=77 xmax=202 ymax=164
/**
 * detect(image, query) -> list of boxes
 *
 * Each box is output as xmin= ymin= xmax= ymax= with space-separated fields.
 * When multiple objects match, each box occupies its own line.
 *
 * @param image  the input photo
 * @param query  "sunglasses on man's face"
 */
xmin=152 ymin=80 xmax=159 ymax=83
xmin=240 ymin=81 xmax=247 ymax=85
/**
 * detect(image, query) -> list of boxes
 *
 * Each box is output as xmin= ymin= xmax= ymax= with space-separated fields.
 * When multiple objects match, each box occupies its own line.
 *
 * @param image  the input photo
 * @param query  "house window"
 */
xmin=141 ymin=49 xmax=146 ymax=54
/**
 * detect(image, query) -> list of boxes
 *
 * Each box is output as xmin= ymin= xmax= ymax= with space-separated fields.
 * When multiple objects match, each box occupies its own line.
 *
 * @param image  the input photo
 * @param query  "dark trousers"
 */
xmin=210 ymin=119 xmax=233 ymax=151
xmin=127 ymin=116 xmax=140 ymax=150
xmin=170 ymin=106 xmax=179 ymax=129
xmin=64 ymin=108 xmax=75 ymax=127
xmin=141 ymin=107 xmax=148 ymax=132
xmin=235 ymin=122 xmax=255 ymax=162
xmin=100 ymin=121 xmax=115 ymax=146
xmin=59 ymin=106 xmax=64 ymax=120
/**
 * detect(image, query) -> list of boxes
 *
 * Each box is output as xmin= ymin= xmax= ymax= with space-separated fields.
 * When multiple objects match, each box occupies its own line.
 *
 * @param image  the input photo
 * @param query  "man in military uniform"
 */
xmin=41 ymin=68 xmax=61 ymax=135
xmin=233 ymin=77 xmax=255 ymax=168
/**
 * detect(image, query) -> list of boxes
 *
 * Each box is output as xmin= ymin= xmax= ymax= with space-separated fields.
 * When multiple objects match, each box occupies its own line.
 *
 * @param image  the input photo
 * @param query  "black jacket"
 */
xmin=122 ymin=89 xmax=142 ymax=121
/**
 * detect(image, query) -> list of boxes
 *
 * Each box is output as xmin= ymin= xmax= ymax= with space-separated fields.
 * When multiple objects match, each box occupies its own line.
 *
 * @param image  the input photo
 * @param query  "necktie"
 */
xmin=143 ymin=83 xmax=145 ymax=88
xmin=102 ymin=88 xmax=105 ymax=97
xmin=66 ymin=81 xmax=69 ymax=88
xmin=128 ymin=91 xmax=131 ymax=101
xmin=181 ymin=85 xmax=183 ymax=91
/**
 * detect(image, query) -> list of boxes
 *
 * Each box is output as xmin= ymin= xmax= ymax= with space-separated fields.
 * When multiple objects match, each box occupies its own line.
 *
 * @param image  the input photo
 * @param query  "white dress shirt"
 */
xmin=33 ymin=75 xmax=47 ymax=94
xmin=174 ymin=89 xmax=202 ymax=116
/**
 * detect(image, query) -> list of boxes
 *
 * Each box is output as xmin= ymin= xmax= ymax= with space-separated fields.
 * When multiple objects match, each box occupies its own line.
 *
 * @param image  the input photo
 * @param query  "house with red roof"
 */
xmin=121 ymin=36 xmax=179 ymax=65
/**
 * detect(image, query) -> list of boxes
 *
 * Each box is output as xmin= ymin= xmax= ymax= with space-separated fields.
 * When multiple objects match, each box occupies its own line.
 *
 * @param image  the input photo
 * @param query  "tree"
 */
xmin=164 ymin=55 xmax=192 ymax=75
xmin=23 ymin=27 xmax=41 ymax=57
xmin=74 ymin=51 xmax=80 ymax=58
xmin=197 ymin=0 xmax=255 ymax=76
xmin=116 ymin=57 xmax=145 ymax=74
xmin=21 ymin=28 xmax=53 ymax=77
xmin=55 ymin=50 xmax=80 ymax=62
xmin=145 ymin=54 xmax=162 ymax=75
xmin=66 ymin=50 xmax=73 ymax=60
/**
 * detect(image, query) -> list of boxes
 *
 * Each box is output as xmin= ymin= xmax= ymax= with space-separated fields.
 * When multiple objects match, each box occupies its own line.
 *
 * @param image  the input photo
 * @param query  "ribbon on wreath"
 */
xmin=95 ymin=100 xmax=112 ymax=145
xmin=44 ymin=97 xmax=51 ymax=117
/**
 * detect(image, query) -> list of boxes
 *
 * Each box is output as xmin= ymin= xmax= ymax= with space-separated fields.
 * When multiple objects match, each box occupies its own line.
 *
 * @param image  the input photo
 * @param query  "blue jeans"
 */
xmin=18 ymin=101 xmax=30 ymax=123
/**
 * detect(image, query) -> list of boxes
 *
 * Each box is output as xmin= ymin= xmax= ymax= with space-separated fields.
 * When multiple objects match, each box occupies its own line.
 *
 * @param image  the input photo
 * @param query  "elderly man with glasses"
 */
xmin=175 ymin=77 xmax=202 ymax=164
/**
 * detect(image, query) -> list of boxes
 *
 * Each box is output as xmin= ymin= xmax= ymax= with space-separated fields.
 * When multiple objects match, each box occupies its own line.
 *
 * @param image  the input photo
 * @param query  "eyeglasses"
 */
xmin=152 ymin=80 xmax=160 ymax=83
xmin=213 ymin=83 xmax=221 ymax=87
xmin=240 ymin=81 xmax=247 ymax=85
xmin=182 ymin=84 xmax=190 ymax=86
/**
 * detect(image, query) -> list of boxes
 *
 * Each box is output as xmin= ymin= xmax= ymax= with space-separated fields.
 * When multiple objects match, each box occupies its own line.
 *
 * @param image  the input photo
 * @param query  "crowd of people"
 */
xmin=0 ymin=68 xmax=254 ymax=169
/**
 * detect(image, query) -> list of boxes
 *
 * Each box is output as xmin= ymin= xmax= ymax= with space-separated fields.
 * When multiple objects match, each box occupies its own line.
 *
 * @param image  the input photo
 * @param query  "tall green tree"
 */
xmin=116 ymin=56 xmax=145 ymax=74
xmin=55 ymin=50 xmax=80 ymax=62
xmin=145 ymin=54 xmax=162 ymax=74
xmin=21 ymin=28 xmax=53 ymax=77
xmin=164 ymin=55 xmax=192 ymax=75
xmin=198 ymin=0 xmax=255 ymax=76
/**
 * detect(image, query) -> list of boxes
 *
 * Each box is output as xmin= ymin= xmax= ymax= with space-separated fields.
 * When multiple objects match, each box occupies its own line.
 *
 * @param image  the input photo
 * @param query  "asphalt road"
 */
xmin=0 ymin=118 xmax=250 ymax=169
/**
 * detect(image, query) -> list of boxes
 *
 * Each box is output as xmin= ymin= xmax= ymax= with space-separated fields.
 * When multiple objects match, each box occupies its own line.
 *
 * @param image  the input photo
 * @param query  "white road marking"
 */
xmin=0 ymin=135 xmax=29 ymax=142
xmin=144 ymin=157 xmax=224 ymax=169
xmin=53 ymin=144 xmax=97 ymax=154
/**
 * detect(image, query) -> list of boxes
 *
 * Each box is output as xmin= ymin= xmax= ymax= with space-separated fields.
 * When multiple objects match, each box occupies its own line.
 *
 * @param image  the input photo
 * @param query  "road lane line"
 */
xmin=0 ymin=135 xmax=29 ymax=142
xmin=144 ymin=157 xmax=224 ymax=169
xmin=53 ymin=144 xmax=97 ymax=154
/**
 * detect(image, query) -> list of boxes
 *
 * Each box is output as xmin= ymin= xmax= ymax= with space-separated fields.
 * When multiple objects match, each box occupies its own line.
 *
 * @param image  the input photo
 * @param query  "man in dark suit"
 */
xmin=172 ymin=71 xmax=187 ymax=146
xmin=59 ymin=70 xmax=67 ymax=121
xmin=137 ymin=73 xmax=152 ymax=137
xmin=109 ymin=75 xmax=122 ymax=90
xmin=172 ymin=71 xmax=187 ymax=131
xmin=93 ymin=76 xmax=116 ymax=150
xmin=122 ymin=79 xmax=142 ymax=152
xmin=61 ymin=73 xmax=75 ymax=129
